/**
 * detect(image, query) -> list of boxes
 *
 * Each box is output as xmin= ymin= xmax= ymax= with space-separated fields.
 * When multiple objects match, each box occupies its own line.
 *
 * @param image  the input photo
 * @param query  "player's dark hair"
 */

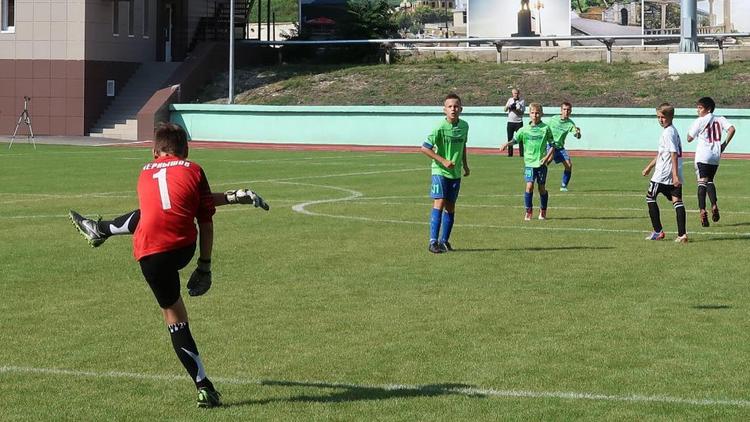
xmin=656 ymin=103 xmax=674 ymax=119
xmin=445 ymin=92 xmax=462 ymax=106
xmin=154 ymin=122 xmax=188 ymax=157
xmin=561 ymin=101 xmax=572 ymax=108
xmin=697 ymin=97 xmax=716 ymax=113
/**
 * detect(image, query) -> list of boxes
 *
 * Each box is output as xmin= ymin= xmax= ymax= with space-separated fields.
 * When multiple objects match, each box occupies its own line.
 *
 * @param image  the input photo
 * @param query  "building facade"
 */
xmin=0 ymin=0 xmax=211 ymax=136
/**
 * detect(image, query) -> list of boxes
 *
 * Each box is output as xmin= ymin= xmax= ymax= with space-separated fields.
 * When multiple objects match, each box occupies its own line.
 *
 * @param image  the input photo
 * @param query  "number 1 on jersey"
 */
xmin=153 ymin=168 xmax=171 ymax=210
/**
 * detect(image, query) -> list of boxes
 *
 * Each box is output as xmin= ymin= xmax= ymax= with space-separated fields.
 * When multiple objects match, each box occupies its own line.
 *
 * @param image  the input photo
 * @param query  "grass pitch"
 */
xmin=2 ymin=144 xmax=750 ymax=420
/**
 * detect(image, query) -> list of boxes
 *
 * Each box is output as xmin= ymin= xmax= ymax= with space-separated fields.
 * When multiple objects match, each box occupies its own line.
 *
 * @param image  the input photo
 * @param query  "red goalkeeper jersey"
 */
xmin=133 ymin=155 xmax=216 ymax=260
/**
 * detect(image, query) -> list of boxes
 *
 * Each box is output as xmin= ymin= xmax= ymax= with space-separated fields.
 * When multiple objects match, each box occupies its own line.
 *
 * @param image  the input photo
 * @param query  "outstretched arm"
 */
xmin=722 ymin=126 xmax=736 ymax=152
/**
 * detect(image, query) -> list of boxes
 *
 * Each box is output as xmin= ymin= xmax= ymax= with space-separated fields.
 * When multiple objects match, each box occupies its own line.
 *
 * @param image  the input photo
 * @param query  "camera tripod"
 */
xmin=9 ymin=96 xmax=36 ymax=150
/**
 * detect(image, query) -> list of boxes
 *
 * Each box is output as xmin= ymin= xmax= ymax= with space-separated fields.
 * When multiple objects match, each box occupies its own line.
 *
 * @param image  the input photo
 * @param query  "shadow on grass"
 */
xmin=692 ymin=304 xmax=732 ymax=310
xmin=448 ymin=248 xmax=503 ymax=253
xmin=225 ymin=381 xmax=485 ymax=407
xmin=551 ymin=216 xmax=644 ymax=221
xmin=711 ymin=222 xmax=750 ymax=228
xmin=695 ymin=235 xmax=750 ymax=242
xmin=505 ymin=246 xmax=614 ymax=252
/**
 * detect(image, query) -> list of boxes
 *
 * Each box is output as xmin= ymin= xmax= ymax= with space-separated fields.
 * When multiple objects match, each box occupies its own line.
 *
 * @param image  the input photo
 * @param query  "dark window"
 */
xmin=128 ymin=0 xmax=134 ymax=36
xmin=2 ymin=0 xmax=14 ymax=31
xmin=113 ymin=1 xmax=119 ymax=35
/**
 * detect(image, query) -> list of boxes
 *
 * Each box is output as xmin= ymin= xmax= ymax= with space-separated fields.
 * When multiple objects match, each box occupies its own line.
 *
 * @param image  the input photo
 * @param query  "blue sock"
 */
xmin=524 ymin=192 xmax=533 ymax=209
xmin=440 ymin=212 xmax=455 ymax=243
xmin=540 ymin=191 xmax=549 ymax=209
xmin=562 ymin=170 xmax=571 ymax=187
xmin=429 ymin=208 xmax=442 ymax=242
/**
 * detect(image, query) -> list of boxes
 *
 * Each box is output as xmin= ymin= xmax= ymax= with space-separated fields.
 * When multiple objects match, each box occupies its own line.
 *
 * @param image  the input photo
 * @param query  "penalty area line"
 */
xmin=1 ymin=365 xmax=749 ymax=408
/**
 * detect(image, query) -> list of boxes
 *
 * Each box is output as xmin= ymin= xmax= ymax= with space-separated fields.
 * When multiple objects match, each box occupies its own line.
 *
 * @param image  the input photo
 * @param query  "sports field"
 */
xmin=3 ymin=143 xmax=750 ymax=420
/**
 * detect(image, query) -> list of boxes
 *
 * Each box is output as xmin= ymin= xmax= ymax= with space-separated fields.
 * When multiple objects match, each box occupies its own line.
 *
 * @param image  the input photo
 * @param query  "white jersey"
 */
xmin=688 ymin=113 xmax=734 ymax=165
xmin=651 ymin=125 xmax=683 ymax=185
xmin=505 ymin=97 xmax=525 ymax=123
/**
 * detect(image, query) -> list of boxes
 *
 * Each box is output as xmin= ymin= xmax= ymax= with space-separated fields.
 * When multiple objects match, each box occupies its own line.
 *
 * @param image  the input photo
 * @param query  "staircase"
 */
xmin=190 ymin=0 xmax=254 ymax=52
xmin=89 ymin=62 xmax=181 ymax=140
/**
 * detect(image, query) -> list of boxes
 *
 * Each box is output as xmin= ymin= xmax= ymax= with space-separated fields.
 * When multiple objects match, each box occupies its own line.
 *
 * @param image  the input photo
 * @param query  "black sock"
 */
xmin=98 ymin=210 xmax=140 ymax=236
xmin=706 ymin=182 xmax=718 ymax=208
xmin=168 ymin=322 xmax=214 ymax=391
xmin=697 ymin=183 xmax=707 ymax=210
xmin=647 ymin=200 xmax=662 ymax=233
xmin=674 ymin=201 xmax=686 ymax=236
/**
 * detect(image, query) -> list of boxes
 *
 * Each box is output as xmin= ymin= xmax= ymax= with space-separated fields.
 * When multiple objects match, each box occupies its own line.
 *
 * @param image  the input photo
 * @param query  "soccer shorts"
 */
xmin=139 ymin=243 xmax=196 ymax=309
xmin=547 ymin=145 xmax=570 ymax=164
xmin=524 ymin=166 xmax=548 ymax=185
xmin=430 ymin=175 xmax=461 ymax=202
xmin=647 ymin=181 xmax=682 ymax=201
xmin=695 ymin=162 xmax=719 ymax=179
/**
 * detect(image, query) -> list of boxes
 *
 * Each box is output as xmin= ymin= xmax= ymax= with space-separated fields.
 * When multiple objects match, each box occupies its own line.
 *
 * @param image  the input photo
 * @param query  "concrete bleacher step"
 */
xmin=90 ymin=62 xmax=181 ymax=140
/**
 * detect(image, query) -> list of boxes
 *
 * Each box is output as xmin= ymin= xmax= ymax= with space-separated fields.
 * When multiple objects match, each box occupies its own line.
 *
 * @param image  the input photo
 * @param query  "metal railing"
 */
xmin=243 ymin=32 xmax=750 ymax=65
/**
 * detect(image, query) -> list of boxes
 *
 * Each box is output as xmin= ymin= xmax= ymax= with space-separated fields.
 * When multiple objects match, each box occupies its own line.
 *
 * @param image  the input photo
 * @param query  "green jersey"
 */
xmin=426 ymin=118 xmax=469 ymax=179
xmin=514 ymin=122 xmax=553 ymax=168
xmin=548 ymin=115 xmax=578 ymax=149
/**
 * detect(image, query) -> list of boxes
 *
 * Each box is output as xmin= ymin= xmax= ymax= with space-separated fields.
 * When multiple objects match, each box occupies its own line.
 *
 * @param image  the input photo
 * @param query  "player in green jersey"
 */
xmin=500 ymin=103 xmax=555 ymax=221
xmin=420 ymin=93 xmax=470 ymax=254
xmin=547 ymin=102 xmax=581 ymax=192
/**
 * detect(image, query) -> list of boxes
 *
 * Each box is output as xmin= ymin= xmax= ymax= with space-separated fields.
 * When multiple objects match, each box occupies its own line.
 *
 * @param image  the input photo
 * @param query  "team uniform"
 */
xmin=688 ymin=113 xmax=734 ymax=178
xmin=512 ymin=122 xmax=553 ymax=219
xmin=547 ymin=115 xmax=579 ymax=189
xmin=135 ymin=155 xmax=216 ymax=307
xmin=514 ymin=122 xmax=553 ymax=184
xmin=424 ymin=118 xmax=469 ymax=250
xmin=646 ymin=124 xmax=687 ymax=239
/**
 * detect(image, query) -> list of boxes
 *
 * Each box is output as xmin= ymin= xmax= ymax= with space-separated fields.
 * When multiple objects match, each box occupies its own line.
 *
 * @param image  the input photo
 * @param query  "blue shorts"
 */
xmin=524 ymin=166 xmax=548 ymax=185
xmin=430 ymin=175 xmax=461 ymax=202
xmin=548 ymin=145 xmax=570 ymax=164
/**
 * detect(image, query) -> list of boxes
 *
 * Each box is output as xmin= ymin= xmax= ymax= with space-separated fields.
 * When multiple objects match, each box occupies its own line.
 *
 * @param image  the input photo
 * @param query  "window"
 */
xmin=113 ymin=0 xmax=119 ymax=35
xmin=128 ymin=0 xmax=134 ymax=36
xmin=1 ymin=0 xmax=14 ymax=32
xmin=462 ymin=11 xmax=466 ymax=24
xmin=143 ymin=0 xmax=149 ymax=37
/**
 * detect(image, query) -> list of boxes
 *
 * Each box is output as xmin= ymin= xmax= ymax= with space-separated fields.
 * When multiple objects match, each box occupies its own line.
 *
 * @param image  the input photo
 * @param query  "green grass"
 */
xmin=3 ymin=144 xmax=750 ymax=420
xmin=197 ymin=61 xmax=750 ymax=108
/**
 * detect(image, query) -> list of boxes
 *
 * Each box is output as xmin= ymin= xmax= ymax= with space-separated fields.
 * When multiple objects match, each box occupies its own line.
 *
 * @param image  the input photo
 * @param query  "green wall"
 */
xmin=171 ymin=104 xmax=749 ymax=153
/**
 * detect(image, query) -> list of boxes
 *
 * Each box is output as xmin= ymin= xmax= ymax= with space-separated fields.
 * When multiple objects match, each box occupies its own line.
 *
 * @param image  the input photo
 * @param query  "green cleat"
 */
xmin=197 ymin=388 xmax=222 ymax=408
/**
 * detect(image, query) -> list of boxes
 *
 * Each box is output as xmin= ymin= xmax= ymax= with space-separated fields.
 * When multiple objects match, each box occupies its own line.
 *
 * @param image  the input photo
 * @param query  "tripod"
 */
xmin=9 ymin=96 xmax=35 ymax=150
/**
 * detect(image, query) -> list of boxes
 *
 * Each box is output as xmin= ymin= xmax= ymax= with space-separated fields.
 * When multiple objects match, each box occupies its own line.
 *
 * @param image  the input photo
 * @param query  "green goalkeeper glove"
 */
xmin=225 ymin=189 xmax=270 ymax=211
xmin=187 ymin=258 xmax=212 ymax=297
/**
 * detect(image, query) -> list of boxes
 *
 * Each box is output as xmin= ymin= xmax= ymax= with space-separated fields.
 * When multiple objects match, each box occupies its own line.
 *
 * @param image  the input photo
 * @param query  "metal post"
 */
xmin=383 ymin=43 xmax=391 ymax=64
xmin=679 ymin=0 xmax=699 ymax=52
xmin=494 ymin=42 xmax=503 ymax=64
xmin=228 ymin=0 xmax=235 ymax=104
xmin=257 ymin=0 xmax=262 ymax=40
xmin=717 ymin=37 xmax=725 ymax=65
xmin=272 ymin=12 xmax=276 ymax=41
xmin=266 ymin=0 xmax=271 ymax=41
xmin=601 ymin=39 xmax=614 ymax=64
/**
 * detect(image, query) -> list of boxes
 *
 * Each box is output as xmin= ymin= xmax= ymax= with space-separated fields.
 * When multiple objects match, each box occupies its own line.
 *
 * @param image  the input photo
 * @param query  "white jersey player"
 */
xmin=642 ymin=103 xmax=687 ymax=243
xmin=686 ymin=96 xmax=736 ymax=227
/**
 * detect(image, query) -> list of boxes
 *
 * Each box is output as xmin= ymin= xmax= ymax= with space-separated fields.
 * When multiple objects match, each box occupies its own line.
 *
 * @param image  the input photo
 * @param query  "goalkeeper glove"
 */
xmin=225 ymin=189 xmax=270 ymax=211
xmin=187 ymin=258 xmax=212 ymax=297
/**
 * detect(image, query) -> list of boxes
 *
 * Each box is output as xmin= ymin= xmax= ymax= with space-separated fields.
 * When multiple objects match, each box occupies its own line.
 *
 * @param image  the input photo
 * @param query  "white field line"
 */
xmin=1 ymin=365 xmax=749 ymax=408
xmin=287 ymin=183 xmax=750 ymax=237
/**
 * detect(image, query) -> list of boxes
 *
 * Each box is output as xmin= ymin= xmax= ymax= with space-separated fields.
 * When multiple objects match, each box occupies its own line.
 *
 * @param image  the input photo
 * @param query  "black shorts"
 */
xmin=647 ymin=181 xmax=682 ymax=201
xmin=696 ymin=162 xmax=719 ymax=179
xmin=139 ymin=244 xmax=196 ymax=309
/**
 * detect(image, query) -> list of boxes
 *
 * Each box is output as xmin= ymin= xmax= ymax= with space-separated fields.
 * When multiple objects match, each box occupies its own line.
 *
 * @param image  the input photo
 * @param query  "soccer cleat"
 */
xmin=428 ymin=241 xmax=443 ymax=254
xmin=712 ymin=206 xmax=720 ymax=222
xmin=197 ymin=387 xmax=222 ymax=408
xmin=699 ymin=209 xmax=709 ymax=227
xmin=674 ymin=234 xmax=689 ymax=244
xmin=538 ymin=209 xmax=547 ymax=220
xmin=68 ymin=210 xmax=106 ymax=247
xmin=645 ymin=231 xmax=665 ymax=241
xmin=440 ymin=241 xmax=453 ymax=252
xmin=524 ymin=208 xmax=533 ymax=221
xmin=560 ymin=186 xmax=568 ymax=192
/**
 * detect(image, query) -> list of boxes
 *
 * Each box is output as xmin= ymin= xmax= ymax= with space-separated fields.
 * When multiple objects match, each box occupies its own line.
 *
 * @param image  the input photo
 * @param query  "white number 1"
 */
xmin=153 ymin=168 xmax=171 ymax=210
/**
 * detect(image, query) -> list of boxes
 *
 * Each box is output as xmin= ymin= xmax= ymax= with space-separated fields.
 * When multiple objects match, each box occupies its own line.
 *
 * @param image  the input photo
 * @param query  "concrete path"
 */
xmin=571 ymin=16 xmax=642 ymax=46
xmin=0 ymin=135 xmax=148 ymax=148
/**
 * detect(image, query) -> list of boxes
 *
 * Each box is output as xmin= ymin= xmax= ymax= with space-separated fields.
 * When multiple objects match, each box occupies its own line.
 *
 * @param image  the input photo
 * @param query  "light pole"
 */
xmin=533 ymin=0 xmax=544 ymax=35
